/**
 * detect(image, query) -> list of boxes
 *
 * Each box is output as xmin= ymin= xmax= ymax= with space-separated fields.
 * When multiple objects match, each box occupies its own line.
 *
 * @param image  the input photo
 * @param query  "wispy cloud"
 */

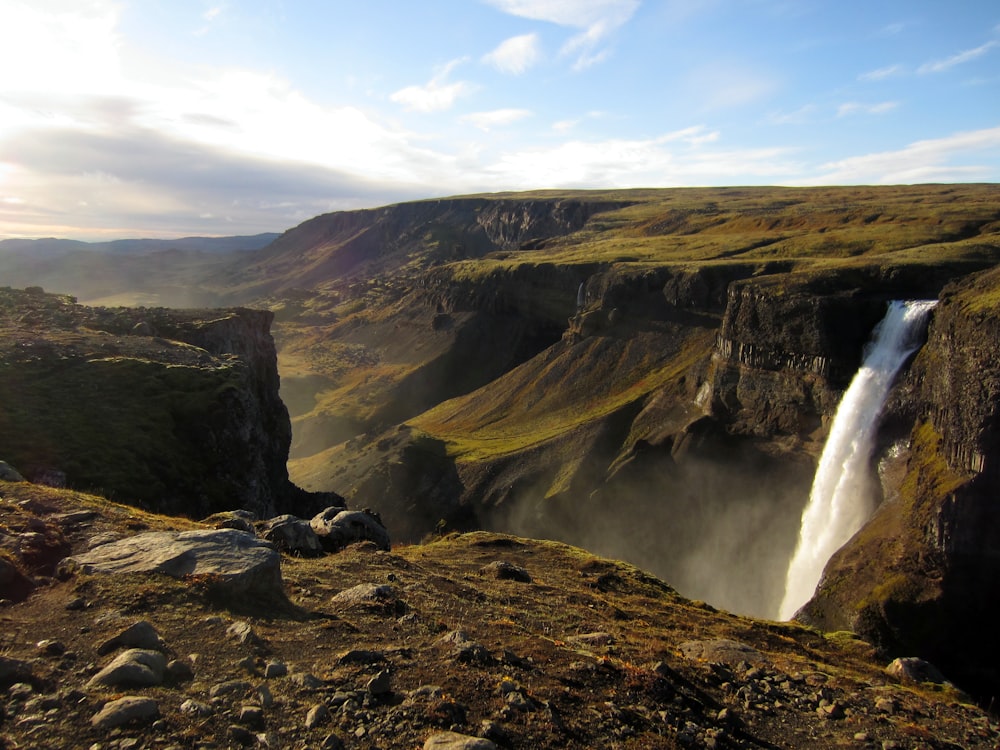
xmin=767 ymin=103 xmax=819 ymax=125
xmin=805 ymin=125 xmax=1000 ymax=184
xmin=918 ymin=40 xmax=998 ymax=74
xmin=837 ymin=101 xmax=899 ymax=117
xmin=461 ymin=108 xmax=533 ymax=131
xmin=390 ymin=59 xmax=476 ymax=112
xmin=483 ymin=33 xmax=542 ymax=74
xmin=482 ymin=0 xmax=639 ymax=70
xmin=859 ymin=64 xmax=904 ymax=82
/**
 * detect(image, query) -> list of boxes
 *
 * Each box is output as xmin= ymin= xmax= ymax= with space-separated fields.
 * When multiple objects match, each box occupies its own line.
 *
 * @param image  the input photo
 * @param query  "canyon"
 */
xmin=3 ymin=184 xmax=1000 ymax=716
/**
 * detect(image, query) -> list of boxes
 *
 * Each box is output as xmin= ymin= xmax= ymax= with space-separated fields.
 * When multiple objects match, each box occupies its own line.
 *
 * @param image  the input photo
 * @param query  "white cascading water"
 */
xmin=778 ymin=299 xmax=938 ymax=621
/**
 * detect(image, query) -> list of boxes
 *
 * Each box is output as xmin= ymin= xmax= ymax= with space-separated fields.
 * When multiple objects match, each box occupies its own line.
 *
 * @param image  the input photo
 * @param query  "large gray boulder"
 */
xmin=87 ymin=649 xmax=167 ymax=688
xmin=262 ymin=514 xmax=323 ymax=556
xmin=310 ymin=508 xmax=390 ymax=552
xmin=63 ymin=528 xmax=283 ymax=598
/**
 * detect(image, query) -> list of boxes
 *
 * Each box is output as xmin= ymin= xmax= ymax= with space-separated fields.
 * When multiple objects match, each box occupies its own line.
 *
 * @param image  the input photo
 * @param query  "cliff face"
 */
xmin=0 ymin=287 xmax=317 ymax=519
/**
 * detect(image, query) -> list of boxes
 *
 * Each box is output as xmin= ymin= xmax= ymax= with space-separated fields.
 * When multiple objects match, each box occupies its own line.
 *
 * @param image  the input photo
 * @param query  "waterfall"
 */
xmin=778 ymin=299 xmax=937 ymax=621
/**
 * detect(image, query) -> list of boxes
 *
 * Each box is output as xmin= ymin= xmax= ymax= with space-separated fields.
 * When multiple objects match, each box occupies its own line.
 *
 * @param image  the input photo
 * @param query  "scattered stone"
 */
xmin=210 ymin=679 xmax=252 ymax=700
xmin=261 ymin=514 xmax=323 ymax=556
xmin=238 ymin=705 xmax=264 ymax=728
xmin=264 ymin=660 xmax=287 ymax=678
xmin=179 ymin=699 xmax=214 ymax=717
xmin=64 ymin=596 xmax=87 ymax=610
xmin=423 ymin=731 xmax=497 ymax=750
xmin=874 ymin=697 xmax=898 ymax=714
xmin=97 ymin=620 xmax=167 ymax=655
xmin=885 ymin=657 xmax=949 ymax=685
xmin=289 ymin=672 xmax=324 ymax=691
xmin=338 ymin=649 xmax=386 ymax=665
xmin=227 ymin=620 xmax=265 ymax=647
xmin=63 ymin=529 xmax=284 ymax=598
xmin=256 ymin=684 xmax=274 ymax=708
xmin=228 ymin=724 xmax=255 ymax=745
xmin=166 ymin=658 xmax=195 ymax=682
xmin=479 ymin=560 xmax=531 ymax=583
xmin=319 ymin=733 xmax=345 ymax=750
xmin=331 ymin=583 xmax=404 ymax=614
xmin=366 ymin=669 xmax=392 ymax=697
xmin=36 ymin=639 xmax=66 ymax=656
xmin=87 ymin=649 xmax=167 ymax=688
xmin=305 ymin=703 xmax=330 ymax=729
xmin=311 ymin=508 xmax=390 ymax=552
xmin=91 ymin=696 xmax=159 ymax=729
xmin=678 ymin=639 xmax=770 ymax=668
xmin=817 ymin=702 xmax=845 ymax=720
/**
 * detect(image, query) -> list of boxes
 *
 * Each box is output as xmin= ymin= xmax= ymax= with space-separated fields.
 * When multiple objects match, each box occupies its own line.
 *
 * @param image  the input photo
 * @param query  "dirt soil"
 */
xmin=1 ymin=482 xmax=997 ymax=749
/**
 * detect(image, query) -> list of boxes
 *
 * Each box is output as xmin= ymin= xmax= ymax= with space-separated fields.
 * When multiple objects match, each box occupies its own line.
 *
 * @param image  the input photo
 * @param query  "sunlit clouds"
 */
xmin=482 ymin=34 xmax=542 ymax=74
xmin=0 ymin=0 xmax=997 ymax=239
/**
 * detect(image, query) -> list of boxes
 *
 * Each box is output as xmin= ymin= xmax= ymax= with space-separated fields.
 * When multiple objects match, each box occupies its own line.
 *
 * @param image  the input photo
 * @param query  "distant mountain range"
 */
xmin=0 ymin=233 xmax=280 ymax=307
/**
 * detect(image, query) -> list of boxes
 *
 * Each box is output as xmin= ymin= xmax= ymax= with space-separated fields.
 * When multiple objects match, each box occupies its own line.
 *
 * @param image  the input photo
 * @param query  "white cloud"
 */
xmin=482 ymin=0 xmax=639 ymax=69
xmin=767 ymin=104 xmax=819 ymax=125
xmin=483 ymin=33 xmax=542 ymax=74
xmin=390 ymin=59 xmax=476 ymax=112
xmin=859 ymin=64 xmax=904 ymax=82
xmin=918 ymin=40 xmax=998 ymax=74
xmin=837 ymin=101 xmax=899 ymax=117
xmin=461 ymin=108 xmax=533 ymax=131
xmin=804 ymin=125 xmax=1000 ymax=184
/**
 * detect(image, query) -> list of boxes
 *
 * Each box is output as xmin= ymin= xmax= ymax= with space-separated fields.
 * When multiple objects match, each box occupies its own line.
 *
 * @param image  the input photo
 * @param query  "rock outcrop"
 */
xmin=0 ymin=287 xmax=334 ymax=518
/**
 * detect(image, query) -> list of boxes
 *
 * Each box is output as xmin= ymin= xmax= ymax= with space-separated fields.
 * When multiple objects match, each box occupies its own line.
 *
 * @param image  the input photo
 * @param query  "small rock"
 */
xmin=65 ymin=596 xmax=87 ymax=610
xmin=320 ymin=733 xmax=345 ymax=750
xmin=366 ymin=669 xmax=392 ymax=696
xmin=166 ymin=658 xmax=195 ymax=682
xmin=817 ymin=702 xmax=845 ymax=720
xmin=256 ymin=684 xmax=274 ymax=708
xmin=228 ymin=724 xmax=255 ymax=745
xmin=885 ymin=657 xmax=948 ymax=684
xmin=289 ymin=672 xmax=324 ymax=690
xmin=423 ymin=731 xmax=497 ymax=750
xmin=91 ymin=696 xmax=159 ymax=729
xmin=874 ymin=697 xmax=897 ymax=714
xmin=36 ymin=639 xmax=66 ymax=656
xmin=0 ymin=657 xmax=32 ymax=685
xmin=261 ymin=514 xmax=323 ymax=556
xmin=479 ymin=561 xmax=531 ymax=583
xmin=264 ymin=660 xmax=287 ymax=678
xmin=98 ymin=621 xmax=167 ymax=655
xmin=227 ymin=620 xmax=264 ymax=646
xmin=305 ymin=703 xmax=330 ymax=729
xmin=238 ymin=705 xmax=264 ymax=728
xmin=209 ymin=679 xmax=252 ymax=699
xmin=338 ymin=649 xmax=386 ymax=665
xmin=311 ymin=508 xmax=389 ymax=552
xmin=179 ymin=699 xmax=213 ymax=717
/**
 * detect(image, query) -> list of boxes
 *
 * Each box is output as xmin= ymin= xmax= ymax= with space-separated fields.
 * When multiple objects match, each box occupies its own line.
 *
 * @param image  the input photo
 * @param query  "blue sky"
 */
xmin=0 ymin=0 xmax=998 ymax=240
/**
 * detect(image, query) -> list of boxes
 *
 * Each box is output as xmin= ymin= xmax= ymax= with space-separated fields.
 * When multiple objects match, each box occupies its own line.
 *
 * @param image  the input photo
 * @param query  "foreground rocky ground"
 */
xmin=1 ymin=481 xmax=997 ymax=749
